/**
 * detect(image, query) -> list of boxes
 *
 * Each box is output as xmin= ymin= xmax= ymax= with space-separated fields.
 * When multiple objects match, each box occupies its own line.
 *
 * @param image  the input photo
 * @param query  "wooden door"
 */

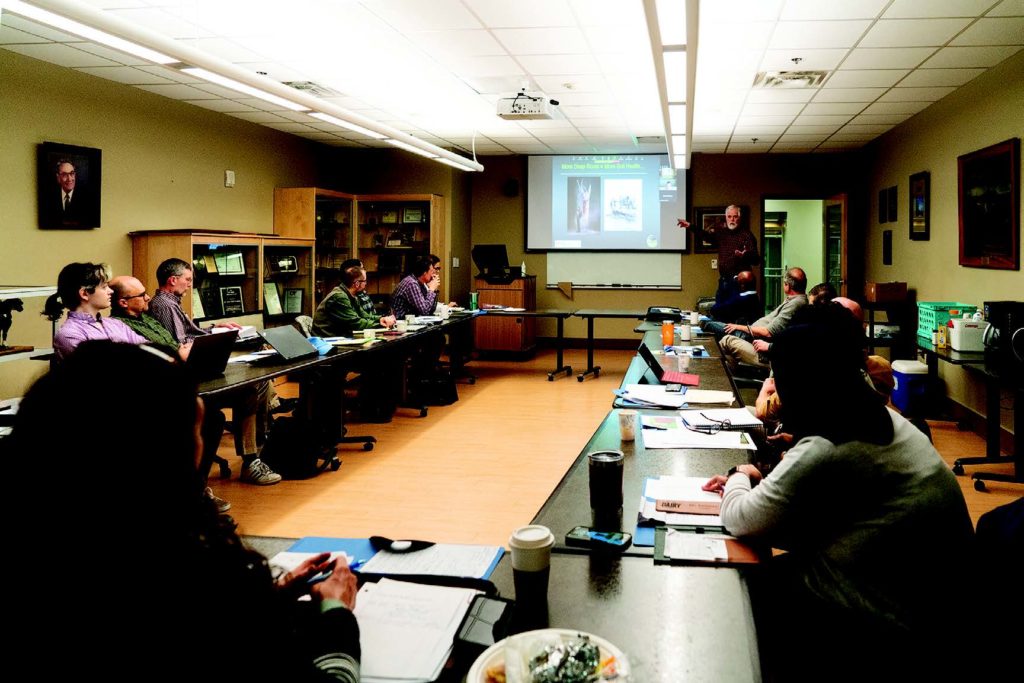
xmin=823 ymin=194 xmax=848 ymax=297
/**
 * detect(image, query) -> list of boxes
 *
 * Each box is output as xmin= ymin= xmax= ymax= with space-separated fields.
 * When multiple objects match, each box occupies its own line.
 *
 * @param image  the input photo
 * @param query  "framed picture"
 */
xmin=214 ymin=251 xmax=245 ymax=275
xmin=886 ymin=185 xmax=898 ymax=224
xmin=219 ymin=286 xmax=245 ymax=316
xmin=263 ymin=282 xmax=283 ymax=315
xmin=283 ymin=288 xmax=304 ymax=314
xmin=382 ymin=209 xmax=398 ymax=224
xmin=37 ymin=141 xmax=102 ymax=229
xmin=958 ymin=138 xmax=1020 ymax=270
xmin=909 ymin=171 xmax=930 ymax=241
xmin=693 ymin=206 xmax=748 ymax=254
xmin=402 ymin=207 xmax=423 ymax=223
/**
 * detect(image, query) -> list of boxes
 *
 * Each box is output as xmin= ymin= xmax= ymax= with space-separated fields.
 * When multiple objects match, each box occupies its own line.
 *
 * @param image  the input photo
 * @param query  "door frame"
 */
xmin=760 ymin=193 xmax=850 ymax=298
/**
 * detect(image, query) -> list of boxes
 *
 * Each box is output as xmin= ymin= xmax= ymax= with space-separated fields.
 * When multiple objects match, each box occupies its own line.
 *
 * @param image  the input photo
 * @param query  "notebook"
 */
xmin=637 ymin=343 xmax=699 ymax=385
xmin=186 ymin=328 xmax=239 ymax=379
xmin=260 ymin=325 xmax=318 ymax=361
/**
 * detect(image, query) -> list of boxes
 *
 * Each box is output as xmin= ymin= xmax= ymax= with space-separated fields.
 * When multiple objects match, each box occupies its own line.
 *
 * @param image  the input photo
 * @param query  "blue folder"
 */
xmin=286 ymin=536 xmax=503 ymax=579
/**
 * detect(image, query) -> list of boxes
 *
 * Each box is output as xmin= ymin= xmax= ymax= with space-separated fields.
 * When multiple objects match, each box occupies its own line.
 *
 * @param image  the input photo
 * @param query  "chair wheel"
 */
xmin=420 ymin=408 xmax=428 ymax=417
xmin=363 ymin=442 xmax=374 ymax=451
xmin=330 ymin=459 xmax=342 ymax=471
xmin=577 ymin=376 xmax=584 ymax=382
xmin=952 ymin=463 xmax=965 ymax=475
xmin=594 ymin=369 xmax=600 ymax=378
xmin=217 ymin=464 xmax=231 ymax=479
xmin=974 ymin=479 xmax=987 ymax=492
xmin=469 ymin=378 xmax=476 ymax=385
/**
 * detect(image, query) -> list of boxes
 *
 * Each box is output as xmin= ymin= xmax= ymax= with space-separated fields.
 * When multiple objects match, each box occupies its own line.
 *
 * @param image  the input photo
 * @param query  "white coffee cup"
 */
xmin=405 ymin=314 xmax=416 ymax=324
xmin=690 ymin=311 xmax=700 ymax=325
xmin=395 ymin=320 xmax=408 ymax=332
xmin=618 ymin=409 xmax=637 ymax=442
xmin=362 ymin=329 xmax=375 ymax=340
xmin=509 ymin=524 xmax=555 ymax=606
xmin=679 ymin=324 xmax=692 ymax=342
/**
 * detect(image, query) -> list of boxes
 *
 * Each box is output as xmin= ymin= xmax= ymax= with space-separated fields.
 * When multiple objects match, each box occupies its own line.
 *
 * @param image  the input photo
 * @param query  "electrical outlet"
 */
xmin=224 ymin=170 xmax=235 ymax=187
xmin=452 ymin=256 xmax=460 ymax=268
xmin=711 ymin=258 xmax=718 ymax=270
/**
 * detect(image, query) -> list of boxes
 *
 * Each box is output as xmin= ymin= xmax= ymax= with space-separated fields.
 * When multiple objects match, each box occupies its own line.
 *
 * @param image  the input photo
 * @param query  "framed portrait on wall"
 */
xmin=37 ymin=142 xmax=102 ymax=229
xmin=909 ymin=171 xmax=930 ymax=241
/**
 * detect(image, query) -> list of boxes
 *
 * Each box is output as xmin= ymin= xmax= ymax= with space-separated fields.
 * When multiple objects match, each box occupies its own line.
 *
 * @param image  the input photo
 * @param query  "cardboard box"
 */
xmin=865 ymin=281 xmax=907 ymax=303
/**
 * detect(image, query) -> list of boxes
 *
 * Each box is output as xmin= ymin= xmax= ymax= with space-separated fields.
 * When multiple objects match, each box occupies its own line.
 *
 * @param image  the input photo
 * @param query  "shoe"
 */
xmin=241 ymin=458 xmax=282 ymax=485
xmin=270 ymin=397 xmax=299 ymax=415
xmin=204 ymin=486 xmax=232 ymax=513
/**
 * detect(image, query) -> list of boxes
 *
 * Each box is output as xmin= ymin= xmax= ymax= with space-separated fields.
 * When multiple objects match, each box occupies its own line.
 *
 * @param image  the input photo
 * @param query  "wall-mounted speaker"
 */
xmin=501 ymin=179 xmax=520 ymax=197
xmin=882 ymin=230 xmax=893 ymax=265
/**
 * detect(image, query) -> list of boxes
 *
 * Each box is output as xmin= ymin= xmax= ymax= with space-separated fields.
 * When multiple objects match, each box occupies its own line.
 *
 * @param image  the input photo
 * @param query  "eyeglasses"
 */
xmin=121 ymin=292 xmax=148 ymax=300
xmin=682 ymin=412 xmax=733 ymax=435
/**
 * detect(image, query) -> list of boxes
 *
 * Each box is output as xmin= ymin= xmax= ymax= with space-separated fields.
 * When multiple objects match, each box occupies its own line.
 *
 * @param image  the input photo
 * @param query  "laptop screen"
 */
xmin=636 ymin=343 xmax=666 ymax=382
xmin=261 ymin=325 xmax=318 ymax=361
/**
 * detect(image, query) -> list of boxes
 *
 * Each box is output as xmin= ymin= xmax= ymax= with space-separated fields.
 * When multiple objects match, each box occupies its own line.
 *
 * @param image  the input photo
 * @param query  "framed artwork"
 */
xmin=37 ymin=141 xmax=102 ymax=229
xmin=693 ymin=205 xmax=748 ymax=254
xmin=883 ymin=230 xmax=893 ymax=266
xmin=402 ymin=207 xmax=423 ymax=223
xmin=283 ymin=288 xmax=304 ymax=314
xmin=214 ymin=251 xmax=245 ymax=275
xmin=219 ymin=286 xmax=244 ymax=316
xmin=958 ymin=138 xmax=1020 ymax=270
xmin=382 ymin=209 xmax=398 ymax=224
xmin=263 ymin=282 xmax=283 ymax=315
xmin=909 ymin=171 xmax=930 ymax=241
xmin=886 ymin=185 xmax=897 ymax=224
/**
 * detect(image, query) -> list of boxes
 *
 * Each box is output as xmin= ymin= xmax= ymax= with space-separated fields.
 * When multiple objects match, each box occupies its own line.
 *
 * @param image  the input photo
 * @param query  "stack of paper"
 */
xmin=640 ymin=416 xmax=757 ymax=450
xmin=639 ymin=476 xmax=724 ymax=527
xmin=680 ymin=408 xmax=762 ymax=430
xmin=356 ymin=578 xmax=480 ymax=683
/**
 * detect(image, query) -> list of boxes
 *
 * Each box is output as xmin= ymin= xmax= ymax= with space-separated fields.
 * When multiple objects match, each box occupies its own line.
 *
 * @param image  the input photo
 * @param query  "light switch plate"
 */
xmin=452 ymin=256 xmax=460 ymax=268
xmin=711 ymin=258 xmax=718 ymax=270
xmin=224 ymin=170 xmax=236 ymax=187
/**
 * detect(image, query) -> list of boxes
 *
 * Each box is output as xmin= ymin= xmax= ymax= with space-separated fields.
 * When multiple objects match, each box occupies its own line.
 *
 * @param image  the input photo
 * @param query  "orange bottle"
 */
xmin=661 ymin=321 xmax=674 ymax=346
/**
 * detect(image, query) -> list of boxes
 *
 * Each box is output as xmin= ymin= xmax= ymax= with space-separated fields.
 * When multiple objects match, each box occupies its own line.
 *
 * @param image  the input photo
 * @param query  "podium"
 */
xmin=474 ymin=276 xmax=536 ymax=353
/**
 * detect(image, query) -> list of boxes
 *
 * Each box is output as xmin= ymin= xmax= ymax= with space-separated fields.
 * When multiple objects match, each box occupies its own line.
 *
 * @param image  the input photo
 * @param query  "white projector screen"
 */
xmin=527 ymin=154 xmax=687 ymax=252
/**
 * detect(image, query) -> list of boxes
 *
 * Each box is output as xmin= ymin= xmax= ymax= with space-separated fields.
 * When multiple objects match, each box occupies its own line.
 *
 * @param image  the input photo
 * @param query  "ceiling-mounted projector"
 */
xmin=497 ymin=90 xmax=559 ymax=120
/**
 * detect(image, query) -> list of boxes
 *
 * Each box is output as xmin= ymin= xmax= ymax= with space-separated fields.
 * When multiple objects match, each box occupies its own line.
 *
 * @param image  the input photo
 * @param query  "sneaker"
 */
xmin=204 ymin=486 xmax=232 ymax=513
xmin=242 ymin=457 xmax=282 ymax=485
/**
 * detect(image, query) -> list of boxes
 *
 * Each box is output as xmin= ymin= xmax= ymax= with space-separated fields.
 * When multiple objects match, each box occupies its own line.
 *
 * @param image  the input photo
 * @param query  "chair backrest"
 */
xmin=292 ymin=315 xmax=314 ymax=337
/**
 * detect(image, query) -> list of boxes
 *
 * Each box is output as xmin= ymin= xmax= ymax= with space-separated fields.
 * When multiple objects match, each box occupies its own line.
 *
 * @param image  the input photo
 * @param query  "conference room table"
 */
xmin=481 ymin=308 xmax=574 ymax=380
xmin=572 ymin=309 xmax=646 ymax=382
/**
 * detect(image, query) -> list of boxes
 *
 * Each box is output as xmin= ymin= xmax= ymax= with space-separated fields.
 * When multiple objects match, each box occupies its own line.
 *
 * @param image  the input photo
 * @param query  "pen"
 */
xmin=644 ymin=424 xmax=668 ymax=430
xmin=307 ymin=558 xmax=368 ymax=585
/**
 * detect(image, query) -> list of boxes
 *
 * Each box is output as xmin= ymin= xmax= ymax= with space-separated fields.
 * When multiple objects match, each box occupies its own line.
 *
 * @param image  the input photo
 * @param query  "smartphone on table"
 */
xmin=565 ymin=526 xmax=632 ymax=552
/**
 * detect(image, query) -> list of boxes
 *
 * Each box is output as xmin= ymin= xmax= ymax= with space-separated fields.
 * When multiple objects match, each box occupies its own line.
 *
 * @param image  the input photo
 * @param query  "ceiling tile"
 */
xmin=883 ymin=0 xmax=997 ymax=19
xmin=802 ymin=102 xmax=866 ymax=115
xmin=951 ymin=17 xmax=1024 ymax=45
xmin=787 ymin=124 xmax=845 ymax=134
xmin=2 ymin=42 xmax=118 ymax=68
xmin=518 ymin=53 xmax=601 ymax=75
xmin=466 ymin=0 xmax=575 ymax=27
xmin=769 ymin=20 xmax=872 ymax=49
xmin=569 ymin=0 xmax=647 ymax=27
xmin=225 ymin=111 xmax=292 ymax=124
xmin=780 ymin=0 xmax=890 ymax=20
xmin=746 ymin=88 xmax=817 ymax=103
xmin=0 ymin=24 xmax=50 ymax=44
xmin=770 ymin=143 xmax=817 ymax=152
xmin=691 ymin=143 xmax=728 ymax=152
xmin=859 ymin=18 xmax=973 ymax=47
xmin=818 ymin=140 xmax=863 ymax=149
xmin=700 ymin=22 xmax=776 ymax=51
xmin=731 ymin=132 xmax=782 ymax=142
xmin=107 ymin=6 xmax=212 ymax=39
xmin=450 ymin=55 xmax=525 ymax=79
xmin=534 ymin=74 xmax=608 ymax=92
xmin=839 ymin=123 xmax=895 ymax=134
xmin=74 ymin=65 xmax=176 ymax=85
xmin=861 ymin=100 xmax=932 ymax=114
xmin=494 ymin=28 xmax=588 ymax=55
xmin=365 ymin=0 xmax=483 ymax=31
xmin=829 ymin=132 xmax=878 ymax=141
xmin=66 ymin=41 xmax=149 ymax=66
xmin=922 ymin=45 xmax=1023 ymax=67
xmin=582 ymin=24 xmax=651 ymax=54
xmin=0 ymin=14 xmax=80 ymax=42
xmin=701 ymin=1 xmax=785 ymax=22
xmin=404 ymin=30 xmax=506 ymax=58
xmin=263 ymin=122 xmax=322 ymax=134
xmin=812 ymin=86 xmax=888 ymax=101
xmin=181 ymin=37 xmax=265 ymax=63
xmin=841 ymin=47 xmax=938 ymax=69
xmin=794 ymin=114 xmax=854 ymax=125
xmin=878 ymin=85 xmax=958 ymax=100
xmin=899 ymin=67 xmax=986 ymax=86
xmin=736 ymin=115 xmax=798 ymax=126
xmin=740 ymin=102 xmax=806 ymax=116
xmin=761 ymin=48 xmax=849 ymax=70
xmin=693 ymin=135 xmax=733 ymax=143
xmin=727 ymin=143 xmax=768 ymax=152
xmin=135 ymin=83 xmax=221 ymax=100
xmin=850 ymin=112 xmax=913 ymax=125
xmin=987 ymin=0 xmax=1024 ymax=17
xmin=825 ymin=69 xmax=910 ymax=87
xmin=184 ymin=98 xmax=259 ymax=113
xmin=779 ymin=133 xmax=829 ymax=142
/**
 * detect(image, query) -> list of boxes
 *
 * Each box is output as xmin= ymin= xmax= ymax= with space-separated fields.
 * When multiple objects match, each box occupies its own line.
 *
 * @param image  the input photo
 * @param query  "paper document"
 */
xmin=678 ymin=389 xmax=735 ymax=405
xmin=639 ymin=476 xmax=723 ymax=527
xmin=361 ymin=543 xmax=503 ymax=578
xmin=324 ymin=337 xmax=373 ymax=346
xmin=665 ymin=529 xmax=730 ymax=562
xmin=228 ymin=349 xmax=277 ymax=363
xmin=681 ymin=408 xmax=762 ymax=429
xmin=620 ymin=384 xmax=688 ymax=408
xmin=268 ymin=551 xmax=352 ymax=575
xmin=356 ymin=578 xmax=480 ymax=683
xmin=646 ymin=476 xmax=723 ymax=515
xmin=643 ymin=424 xmax=757 ymax=450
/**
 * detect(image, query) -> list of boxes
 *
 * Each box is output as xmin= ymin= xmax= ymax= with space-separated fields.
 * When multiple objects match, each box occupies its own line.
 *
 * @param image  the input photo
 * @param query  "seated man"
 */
xmin=390 ymin=255 xmax=440 ymax=319
xmin=702 ymin=271 xmax=761 ymax=336
xmin=44 ymin=262 xmax=148 ymax=361
xmin=148 ymin=258 xmax=281 ymax=486
xmin=339 ymin=258 xmax=380 ymax=317
xmin=808 ymin=281 xmax=837 ymax=305
xmin=313 ymin=265 xmax=395 ymax=337
xmin=718 ymin=267 xmax=808 ymax=371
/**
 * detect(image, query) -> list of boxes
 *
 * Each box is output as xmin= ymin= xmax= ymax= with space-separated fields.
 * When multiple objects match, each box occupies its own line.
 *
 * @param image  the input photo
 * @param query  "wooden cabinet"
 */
xmin=274 ymin=187 xmax=355 ymax=303
xmin=262 ymin=236 xmax=316 ymax=319
xmin=474 ymin=276 xmax=536 ymax=353
xmin=356 ymin=194 xmax=446 ymax=300
xmin=130 ymin=230 xmax=313 ymax=325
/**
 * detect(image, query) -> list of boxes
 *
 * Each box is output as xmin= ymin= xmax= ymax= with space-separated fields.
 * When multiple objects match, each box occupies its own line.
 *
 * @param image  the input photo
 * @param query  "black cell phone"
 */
xmin=664 ymin=383 xmax=683 ymax=392
xmin=454 ymin=594 xmax=514 ymax=654
xmin=565 ymin=526 xmax=632 ymax=551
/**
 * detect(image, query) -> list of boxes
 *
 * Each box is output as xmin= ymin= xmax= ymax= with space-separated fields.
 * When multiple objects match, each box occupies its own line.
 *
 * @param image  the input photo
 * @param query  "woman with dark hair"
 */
xmin=43 ymin=261 xmax=147 ymax=361
xmin=2 ymin=342 xmax=361 ymax=681
xmin=704 ymin=305 xmax=973 ymax=679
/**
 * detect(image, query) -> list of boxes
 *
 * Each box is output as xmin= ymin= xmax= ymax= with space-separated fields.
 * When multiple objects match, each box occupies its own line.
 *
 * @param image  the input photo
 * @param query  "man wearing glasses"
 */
xmin=109 ymin=275 xmax=191 ymax=359
xmin=313 ymin=265 xmax=396 ymax=337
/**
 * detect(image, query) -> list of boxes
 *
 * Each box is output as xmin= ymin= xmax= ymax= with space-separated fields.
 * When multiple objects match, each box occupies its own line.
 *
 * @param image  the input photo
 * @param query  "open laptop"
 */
xmin=259 ymin=325 xmax=319 ymax=362
xmin=186 ymin=328 xmax=239 ymax=379
xmin=637 ymin=343 xmax=699 ymax=386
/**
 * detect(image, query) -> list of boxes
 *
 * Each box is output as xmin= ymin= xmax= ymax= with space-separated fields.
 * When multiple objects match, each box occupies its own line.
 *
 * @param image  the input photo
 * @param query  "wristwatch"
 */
xmin=727 ymin=466 xmax=739 ymax=477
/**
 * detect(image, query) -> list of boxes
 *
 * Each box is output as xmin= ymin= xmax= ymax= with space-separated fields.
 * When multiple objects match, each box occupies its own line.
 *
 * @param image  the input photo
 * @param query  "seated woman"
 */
xmin=2 ymin=342 xmax=361 ymax=680
xmin=704 ymin=304 xmax=973 ymax=680
xmin=43 ymin=262 xmax=147 ymax=361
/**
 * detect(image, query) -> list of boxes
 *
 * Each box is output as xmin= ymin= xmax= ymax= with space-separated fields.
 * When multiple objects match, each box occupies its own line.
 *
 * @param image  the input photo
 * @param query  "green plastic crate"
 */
xmin=917 ymin=302 xmax=978 ymax=339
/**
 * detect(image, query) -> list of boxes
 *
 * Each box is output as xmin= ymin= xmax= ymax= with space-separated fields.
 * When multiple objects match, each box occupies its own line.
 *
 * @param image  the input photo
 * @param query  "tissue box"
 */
xmin=864 ymin=281 xmax=907 ymax=302
xmin=949 ymin=318 xmax=989 ymax=352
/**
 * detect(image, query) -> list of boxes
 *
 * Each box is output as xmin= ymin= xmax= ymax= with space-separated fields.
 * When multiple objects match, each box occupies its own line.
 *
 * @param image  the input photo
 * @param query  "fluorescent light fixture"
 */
xmin=656 ymin=0 xmax=687 ymax=46
xmin=671 ymin=134 xmax=686 ymax=153
xmin=385 ymin=138 xmax=439 ymax=159
xmin=435 ymin=156 xmax=478 ymax=171
xmin=668 ymin=104 xmax=686 ymax=131
xmin=180 ymin=67 xmax=309 ymax=112
xmin=674 ymin=153 xmax=686 ymax=169
xmin=2 ymin=0 xmax=177 ymax=64
xmin=308 ymin=112 xmax=387 ymax=140
xmin=663 ymin=50 xmax=687 ymax=103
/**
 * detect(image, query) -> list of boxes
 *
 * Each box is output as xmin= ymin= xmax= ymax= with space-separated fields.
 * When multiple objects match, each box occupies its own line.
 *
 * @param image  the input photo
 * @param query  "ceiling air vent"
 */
xmin=635 ymin=135 xmax=666 ymax=144
xmin=283 ymin=81 xmax=344 ymax=98
xmin=752 ymin=71 xmax=829 ymax=89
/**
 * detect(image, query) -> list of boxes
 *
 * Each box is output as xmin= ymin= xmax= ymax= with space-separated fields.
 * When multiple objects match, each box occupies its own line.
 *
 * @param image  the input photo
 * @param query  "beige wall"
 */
xmin=1 ymin=50 xmax=320 ymax=397
xmin=862 ymin=49 xmax=1024 ymax=430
